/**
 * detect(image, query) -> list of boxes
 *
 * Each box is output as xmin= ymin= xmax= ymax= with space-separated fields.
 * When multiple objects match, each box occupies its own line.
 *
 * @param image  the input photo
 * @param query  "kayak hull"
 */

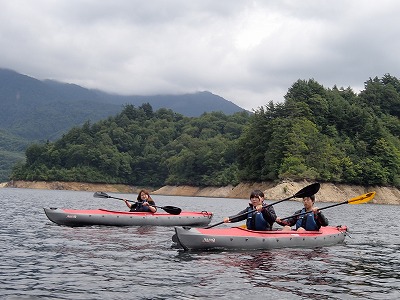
xmin=174 ymin=225 xmax=348 ymax=251
xmin=44 ymin=207 xmax=213 ymax=227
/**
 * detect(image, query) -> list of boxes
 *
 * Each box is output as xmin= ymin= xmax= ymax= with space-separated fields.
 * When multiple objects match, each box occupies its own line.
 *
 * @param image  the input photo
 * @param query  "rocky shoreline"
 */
xmin=3 ymin=180 xmax=399 ymax=205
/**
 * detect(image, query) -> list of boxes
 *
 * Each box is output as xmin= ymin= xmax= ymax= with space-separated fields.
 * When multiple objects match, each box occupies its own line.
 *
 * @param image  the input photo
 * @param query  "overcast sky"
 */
xmin=1 ymin=0 xmax=399 ymax=111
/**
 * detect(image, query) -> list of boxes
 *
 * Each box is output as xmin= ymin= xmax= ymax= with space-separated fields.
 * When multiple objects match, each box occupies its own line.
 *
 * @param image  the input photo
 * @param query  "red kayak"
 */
xmin=44 ymin=207 xmax=213 ymax=227
xmin=174 ymin=225 xmax=348 ymax=250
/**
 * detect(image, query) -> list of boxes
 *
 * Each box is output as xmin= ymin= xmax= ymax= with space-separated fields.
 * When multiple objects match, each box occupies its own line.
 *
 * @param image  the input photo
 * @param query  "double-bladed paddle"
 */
xmin=279 ymin=191 xmax=376 ymax=221
xmin=205 ymin=182 xmax=321 ymax=229
xmin=93 ymin=191 xmax=182 ymax=215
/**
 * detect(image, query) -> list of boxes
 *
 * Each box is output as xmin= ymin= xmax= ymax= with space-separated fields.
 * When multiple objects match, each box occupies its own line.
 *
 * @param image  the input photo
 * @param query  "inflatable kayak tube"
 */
xmin=174 ymin=225 xmax=348 ymax=251
xmin=44 ymin=208 xmax=213 ymax=227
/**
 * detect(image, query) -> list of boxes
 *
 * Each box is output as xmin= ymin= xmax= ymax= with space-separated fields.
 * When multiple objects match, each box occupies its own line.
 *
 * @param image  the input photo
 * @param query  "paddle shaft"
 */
xmin=205 ymin=197 xmax=292 ymax=229
xmin=105 ymin=195 xmax=151 ymax=205
xmin=113 ymin=196 xmax=160 ymax=211
xmin=108 ymin=195 xmax=132 ymax=202
xmin=230 ymin=196 xmax=292 ymax=220
xmin=281 ymin=200 xmax=349 ymax=220
xmin=206 ymin=195 xmax=303 ymax=229
xmin=205 ymin=182 xmax=321 ymax=229
xmin=95 ymin=193 xmax=182 ymax=215
xmin=280 ymin=191 xmax=376 ymax=221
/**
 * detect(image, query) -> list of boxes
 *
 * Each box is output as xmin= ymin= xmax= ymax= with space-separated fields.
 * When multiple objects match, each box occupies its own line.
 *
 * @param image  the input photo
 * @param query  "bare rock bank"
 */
xmin=3 ymin=180 xmax=399 ymax=205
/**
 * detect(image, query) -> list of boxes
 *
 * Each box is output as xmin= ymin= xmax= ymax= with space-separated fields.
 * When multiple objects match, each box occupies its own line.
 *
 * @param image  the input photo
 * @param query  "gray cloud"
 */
xmin=1 ymin=0 xmax=399 ymax=110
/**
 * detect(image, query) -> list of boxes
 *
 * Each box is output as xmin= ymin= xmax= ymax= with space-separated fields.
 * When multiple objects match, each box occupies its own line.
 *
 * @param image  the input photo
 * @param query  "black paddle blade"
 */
xmin=93 ymin=191 xmax=110 ymax=198
xmin=293 ymin=182 xmax=320 ymax=198
xmin=160 ymin=206 xmax=182 ymax=215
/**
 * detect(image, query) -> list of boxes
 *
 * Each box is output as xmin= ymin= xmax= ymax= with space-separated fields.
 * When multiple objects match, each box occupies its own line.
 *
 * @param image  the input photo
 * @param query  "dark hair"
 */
xmin=137 ymin=189 xmax=151 ymax=201
xmin=250 ymin=189 xmax=264 ymax=199
xmin=308 ymin=195 xmax=316 ymax=202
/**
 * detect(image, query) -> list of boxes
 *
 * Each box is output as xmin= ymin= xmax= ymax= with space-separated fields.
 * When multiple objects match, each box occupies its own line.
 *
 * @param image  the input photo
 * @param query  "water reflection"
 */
xmin=175 ymin=246 xmax=400 ymax=300
xmin=225 ymin=249 xmax=337 ymax=299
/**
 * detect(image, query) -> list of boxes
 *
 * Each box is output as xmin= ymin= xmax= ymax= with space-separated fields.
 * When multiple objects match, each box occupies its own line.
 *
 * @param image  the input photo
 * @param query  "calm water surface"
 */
xmin=0 ymin=188 xmax=399 ymax=299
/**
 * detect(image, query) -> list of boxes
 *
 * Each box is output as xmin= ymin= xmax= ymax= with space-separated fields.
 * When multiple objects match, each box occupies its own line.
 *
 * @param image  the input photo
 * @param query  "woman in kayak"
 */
xmin=223 ymin=190 xmax=277 ymax=230
xmin=124 ymin=189 xmax=157 ymax=213
xmin=275 ymin=195 xmax=328 ymax=231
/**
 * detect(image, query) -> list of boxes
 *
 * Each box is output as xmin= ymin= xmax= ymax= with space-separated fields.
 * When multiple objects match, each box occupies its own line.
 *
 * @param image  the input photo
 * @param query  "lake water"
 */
xmin=1 ymin=188 xmax=399 ymax=300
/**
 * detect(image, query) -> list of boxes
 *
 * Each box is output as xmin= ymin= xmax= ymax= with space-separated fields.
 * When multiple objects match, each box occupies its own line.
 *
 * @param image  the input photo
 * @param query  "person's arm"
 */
xmin=276 ymin=209 xmax=301 ymax=227
xmin=315 ymin=210 xmax=329 ymax=226
xmin=224 ymin=208 xmax=248 ymax=223
xmin=276 ymin=217 xmax=295 ymax=226
xmin=262 ymin=206 xmax=277 ymax=225
xmin=145 ymin=200 xmax=157 ymax=213
xmin=124 ymin=199 xmax=132 ymax=208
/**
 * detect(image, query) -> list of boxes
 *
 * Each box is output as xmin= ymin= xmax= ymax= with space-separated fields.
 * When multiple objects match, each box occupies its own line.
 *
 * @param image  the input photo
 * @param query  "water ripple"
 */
xmin=0 ymin=188 xmax=399 ymax=299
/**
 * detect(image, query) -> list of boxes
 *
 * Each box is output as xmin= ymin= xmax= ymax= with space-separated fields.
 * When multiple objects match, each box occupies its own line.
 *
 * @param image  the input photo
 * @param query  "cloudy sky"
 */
xmin=1 ymin=0 xmax=399 ymax=111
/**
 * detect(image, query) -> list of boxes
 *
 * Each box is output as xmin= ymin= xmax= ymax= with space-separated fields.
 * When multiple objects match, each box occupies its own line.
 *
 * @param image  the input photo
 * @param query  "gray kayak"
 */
xmin=174 ymin=225 xmax=348 ymax=251
xmin=44 ymin=207 xmax=213 ymax=227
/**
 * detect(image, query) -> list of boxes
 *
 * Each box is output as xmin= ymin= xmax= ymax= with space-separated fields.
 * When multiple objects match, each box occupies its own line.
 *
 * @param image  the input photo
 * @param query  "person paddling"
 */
xmin=223 ymin=190 xmax=277 ymax=231
xmin=276 ymin=195 xmax=328 ymax=231
xmin=124 ymin=189 xmax=157 ymax=213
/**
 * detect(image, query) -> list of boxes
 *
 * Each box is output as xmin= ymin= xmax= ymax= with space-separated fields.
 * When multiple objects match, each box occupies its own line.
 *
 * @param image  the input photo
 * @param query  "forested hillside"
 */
xmin=0 ymin=68 xmax=246 ymax=181
xmin=11 ymin=74 xmax=400 ymax=187
xmin=0 ymin=130 xmax=30 ymax=181
xmin=237 ymin=75 xmax=400 ymax=186
xmin=11 ymin=104 xmax=249 ymax=186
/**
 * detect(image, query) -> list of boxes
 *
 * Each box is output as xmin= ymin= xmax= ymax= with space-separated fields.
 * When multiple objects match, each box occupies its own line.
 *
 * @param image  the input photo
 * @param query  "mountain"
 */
xmin=0 ymin=68 xmax=121 ymax=141
xmin=0 ymin=68 xmax=246 ymax=139
xmin=0 ymin=67 xmax=247 ymax=181
xmin=45 ymin=80 xmax=245 ymax=117
xmin=93 ymin=90 xmax=245 ymax=117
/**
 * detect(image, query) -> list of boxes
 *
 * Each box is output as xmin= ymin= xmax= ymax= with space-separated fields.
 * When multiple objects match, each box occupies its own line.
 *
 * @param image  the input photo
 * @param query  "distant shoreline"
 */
xmin=2 ymin=180 xmax=398 ymax=205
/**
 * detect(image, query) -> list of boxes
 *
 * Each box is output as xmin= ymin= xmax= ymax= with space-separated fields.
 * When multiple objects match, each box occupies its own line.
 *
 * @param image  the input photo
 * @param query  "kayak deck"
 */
xmin=44 ymin=207 xmax=213 ymax=227
xmin=174 ymin=225 xmax=348 ymax=251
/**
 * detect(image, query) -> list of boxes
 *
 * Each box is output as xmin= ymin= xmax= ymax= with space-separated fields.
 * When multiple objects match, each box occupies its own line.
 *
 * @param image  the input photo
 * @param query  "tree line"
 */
xmin=11 ymin=74 xmax=400 ymax=188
